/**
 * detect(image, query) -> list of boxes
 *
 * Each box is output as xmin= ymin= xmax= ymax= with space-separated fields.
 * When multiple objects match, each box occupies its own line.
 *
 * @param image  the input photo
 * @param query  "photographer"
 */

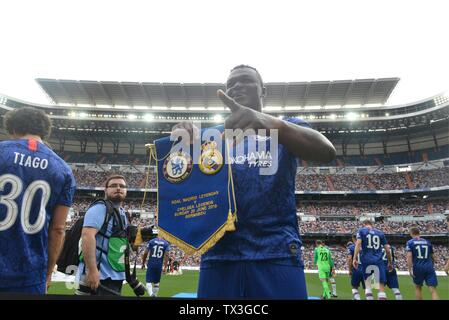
xmin=75 ymin=175 xmax=129 ymax=296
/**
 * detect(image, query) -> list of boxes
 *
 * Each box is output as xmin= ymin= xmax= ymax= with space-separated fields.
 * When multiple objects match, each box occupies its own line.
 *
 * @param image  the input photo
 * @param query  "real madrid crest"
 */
xmin=163 ymin=151 xmax=193 ymax=183
xmin=199 ymin=141 xmax=223 ymax=175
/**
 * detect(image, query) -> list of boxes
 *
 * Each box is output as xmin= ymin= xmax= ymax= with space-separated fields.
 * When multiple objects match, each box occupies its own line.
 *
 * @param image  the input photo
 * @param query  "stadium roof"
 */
xmin=36 ymin=78 xmax=399 ymax=108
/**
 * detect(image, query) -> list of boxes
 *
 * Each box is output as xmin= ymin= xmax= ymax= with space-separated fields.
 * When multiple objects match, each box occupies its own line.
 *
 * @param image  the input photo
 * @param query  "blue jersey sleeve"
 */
xmin=406 ymin=240 xmax=412 ymax=252
xmin=347 ymin=245 xmax=354 ymax=257
xmin=83 ymin=204 xmax=106 ymax=230
xmin=380 ymin=233 xmax=387 ymax=246
xmin=356 ymin=229 xmax=362 ymax=240
xmin=56 ymin=168 xmax=76 ymax=207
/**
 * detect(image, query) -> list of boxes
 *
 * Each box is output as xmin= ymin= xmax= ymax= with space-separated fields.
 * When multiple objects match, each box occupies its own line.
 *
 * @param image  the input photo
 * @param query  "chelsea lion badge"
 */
xmin=163 ymin=151 xmax=193 ymax=183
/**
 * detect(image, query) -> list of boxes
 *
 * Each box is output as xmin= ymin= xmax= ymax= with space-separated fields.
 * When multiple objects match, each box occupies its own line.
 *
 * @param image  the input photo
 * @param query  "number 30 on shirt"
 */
xmin=0 ymin=174 xmax=50 ymax=234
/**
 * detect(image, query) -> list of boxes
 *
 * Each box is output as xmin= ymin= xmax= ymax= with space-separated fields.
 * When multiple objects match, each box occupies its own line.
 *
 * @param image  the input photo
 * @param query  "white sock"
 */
xmin=378 ymin=291 xmax=387 ymax=300
xmin=393 ymin=288 xmax=402 ymax=300
xmin=152 ymin=283 xmax=160 ymax=297
xmin=146 ymin=283 xmax=153 ymax=296
xmin=365 ymin=289 xmax=374 ymax=300
xmin=330 ymin=278 xmax=337 ymax=295
xmin=352 ymin=289 xmax=361 ymax=300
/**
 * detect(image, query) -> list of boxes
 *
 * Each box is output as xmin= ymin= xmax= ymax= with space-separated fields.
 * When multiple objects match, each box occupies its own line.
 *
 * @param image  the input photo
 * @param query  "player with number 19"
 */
xmin=141 ymin=237 xmax=170 ymax=297
xmin=353 ymin=220 xmax=392 ymax=300
xmin=0 ymin=107 xmax=76 ymax=294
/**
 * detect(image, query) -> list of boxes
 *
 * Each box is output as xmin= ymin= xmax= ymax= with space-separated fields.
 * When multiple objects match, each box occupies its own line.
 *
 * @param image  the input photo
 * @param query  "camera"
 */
xmin=127 ymin=276 xmax=146 ymax=297
xmin=126 ymin=225 xmax=158 ymax=246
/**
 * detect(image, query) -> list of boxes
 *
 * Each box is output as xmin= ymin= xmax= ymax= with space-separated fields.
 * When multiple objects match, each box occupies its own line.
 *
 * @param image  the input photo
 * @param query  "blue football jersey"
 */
xmin=348 ymin=243 xmax=362 ymax=270
xmin=406 ymin=237 xmax=434 ymax=270
xmin=0 ymin=139 xmax=76 ymax=288
xmin=202 ymin=118 xmax=310 ymax=262
xmin=146 ymin=238 xmax=170 ymax=268
xmin=356 ymin=227 xmax=387 ymax=265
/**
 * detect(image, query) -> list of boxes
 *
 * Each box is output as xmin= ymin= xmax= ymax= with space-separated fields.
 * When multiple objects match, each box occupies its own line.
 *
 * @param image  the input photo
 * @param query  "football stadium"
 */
xmin=0 ymin=77 xmax=448 ymax=300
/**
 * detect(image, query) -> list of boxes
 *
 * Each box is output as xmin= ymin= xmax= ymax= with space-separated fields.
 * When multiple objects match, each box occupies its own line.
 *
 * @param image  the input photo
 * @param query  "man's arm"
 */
xmin=46 ymin=205 xmax=70 ymax=292
xmin=163 ymin=252 xmax=169 ymax=269
xmin=329 ymin=250 xmax=335 ymax=270
xmin=384 ymin=244 xmax=393 ymax=271
xmin=353 ymin=240 xmax=362 ymax=269
xmin=81 ymin=227 xmax=100 ymax=290
xmin=141 ymin=248 xmax=149 ymax=268
xmin=277 ymin=120 xmax=336 ymax=163
xmin=407 ymin=251 xmax=413 ymax=276
xmin=347 ymin=255 xmax=354 ymax=275
xmin=218 ymin=90 xmax=336 ymax=163
xmin=444 ymin=259 xmax=449 ymax=275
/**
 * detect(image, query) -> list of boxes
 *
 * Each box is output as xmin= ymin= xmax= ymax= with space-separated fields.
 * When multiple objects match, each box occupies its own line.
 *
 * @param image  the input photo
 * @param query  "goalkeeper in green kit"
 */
xmin=314 ymin=240 xmax=334 ymax=299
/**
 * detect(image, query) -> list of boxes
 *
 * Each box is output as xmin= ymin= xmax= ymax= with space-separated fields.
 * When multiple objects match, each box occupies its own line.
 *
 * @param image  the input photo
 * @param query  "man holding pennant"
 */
xmin=159 ymin=65 xmax=336 ymax=299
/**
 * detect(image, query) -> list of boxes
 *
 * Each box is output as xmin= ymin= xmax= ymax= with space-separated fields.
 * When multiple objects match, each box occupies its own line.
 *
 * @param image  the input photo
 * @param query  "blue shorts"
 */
xmin=0 ymin=282 xmax=45 ymax=294
xmin=413 ymin=267 xmax=438 ymax=287
xmin=385 ymin=268 xmax=399 ymax=289
xmin=351 ymin=268 xmax=365 ymax=289
xmin=198 ymin=259 xmax=308 ymax=299
xmin=361 ymin=261 xmax=386 ymax=284
xmin=146 ymin=266 xmax=163 ymax=283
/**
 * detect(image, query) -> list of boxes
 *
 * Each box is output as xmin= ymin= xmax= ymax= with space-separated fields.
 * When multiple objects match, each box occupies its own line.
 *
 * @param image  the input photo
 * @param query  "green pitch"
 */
xmin=48 ymin=270 xmax=449 ymax=300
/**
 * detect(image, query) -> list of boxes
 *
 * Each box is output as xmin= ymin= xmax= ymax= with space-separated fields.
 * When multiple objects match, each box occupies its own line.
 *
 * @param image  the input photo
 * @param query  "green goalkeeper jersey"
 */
xmin=314 ymin=246 xmax=334 ymax=270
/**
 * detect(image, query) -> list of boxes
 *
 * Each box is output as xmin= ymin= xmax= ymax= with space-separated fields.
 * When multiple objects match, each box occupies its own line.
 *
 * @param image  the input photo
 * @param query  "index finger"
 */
xmin=217 ymin=89 xmax=241 ymax=113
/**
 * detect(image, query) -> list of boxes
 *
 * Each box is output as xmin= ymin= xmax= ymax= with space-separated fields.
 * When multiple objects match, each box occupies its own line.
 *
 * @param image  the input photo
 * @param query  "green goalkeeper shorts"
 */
xmin=318 ymin=268 xmax=331 ymax=279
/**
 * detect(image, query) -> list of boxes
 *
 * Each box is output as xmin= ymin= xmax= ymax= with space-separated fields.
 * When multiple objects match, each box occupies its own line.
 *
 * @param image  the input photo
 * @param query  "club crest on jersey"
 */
xmin=163 ymin=151 xmax=193 ymax=183
xmin=198 ymin=141 xmax=223 ymax=175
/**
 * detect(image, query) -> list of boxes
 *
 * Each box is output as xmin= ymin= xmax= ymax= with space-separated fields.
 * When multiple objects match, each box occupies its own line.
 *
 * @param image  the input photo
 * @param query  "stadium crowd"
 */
xmin=71 ymin=166 xmax=449 ymax=191
xmin=298 ymin=220 xmax=448 ymax=234
xmin=295 ymin=167 xmax=449 ymax=191
xmin=297 ymin=199 xmax=449 ymax=216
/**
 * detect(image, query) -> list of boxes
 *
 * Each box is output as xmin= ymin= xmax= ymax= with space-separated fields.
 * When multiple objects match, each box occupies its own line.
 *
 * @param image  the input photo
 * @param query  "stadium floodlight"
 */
xmin=284 ymin=106 xmax=302 ymax=110
xmin=345 ymin=112 xmax=359 ymax=121
xmin=263 ymin=106 xmax=283 ymax=111
xmin=152 ymin=106 xmax=168 ymax=110
xmin=133 ymin=105 xmax=150 ymax=110
xmin=128 ymin=114 xmax=137 ymax=120
xmin=324 ymin=105 xmax=341 ymax=109
xmin=79 ymin=112 xmax=88 ymax=118
xmin=96 ymin=105 xmax=111 ymax=109
xmin=115 ymin=105 xmax=131 ymax=109
xmin=77 ymin=104 xmax=92 ymax=108
xmin=144 ymin=114 xmax=154 ymax=121
xmin=364 ymin=103 xmax=382 ymax=107
xmin=171 ymin=106 xmax=187 ymax=110
xmin=208 ymin=107 xmax=225 ymax=111
xmin=59 ymin=103 xmax=74 ymax=107
xmin=68 ymin=112 xmax=77 ymax=118
xmin=189 ymin=107 xmax=206 ymax=110
xmin=329 ymin=114 xmax=337 ymax=120
xmin=344 ymin=104 xmax=361 ymax=108
xmin=213 ymin=114 xmax=223 ymax=123
xmin=385 ymin=112 xmax=390 ymax=117
xmin=304 ymin=106 xmax=321 ymax=110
